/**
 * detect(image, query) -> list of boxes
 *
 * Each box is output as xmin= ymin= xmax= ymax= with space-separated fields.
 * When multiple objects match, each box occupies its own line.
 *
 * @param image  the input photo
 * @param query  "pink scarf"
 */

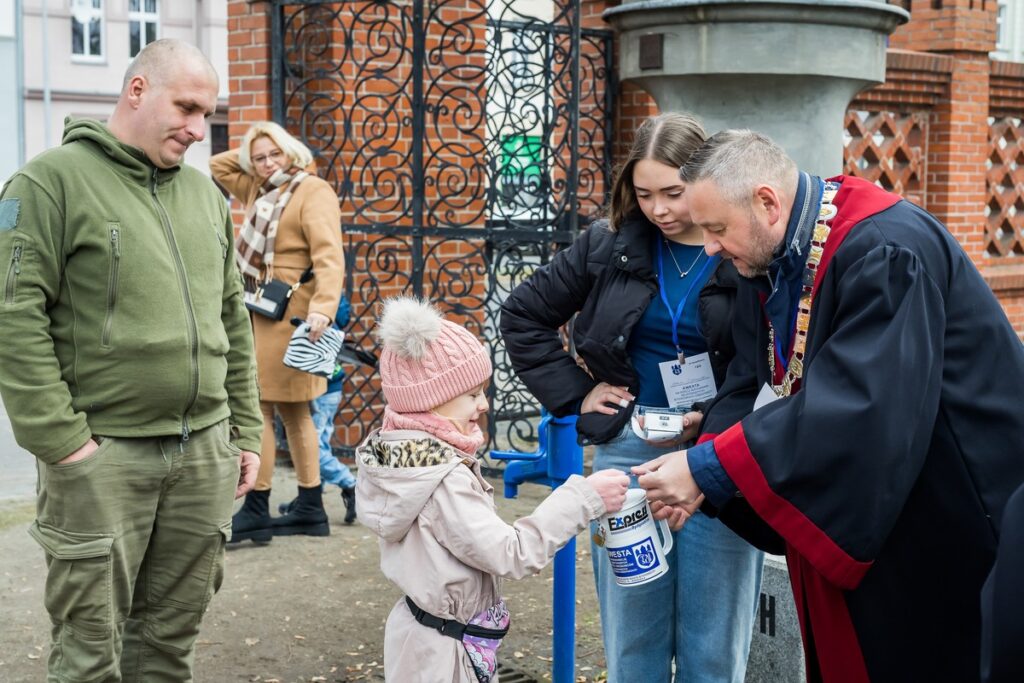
xmin=381 ymin=405 xmax=485 ymax=456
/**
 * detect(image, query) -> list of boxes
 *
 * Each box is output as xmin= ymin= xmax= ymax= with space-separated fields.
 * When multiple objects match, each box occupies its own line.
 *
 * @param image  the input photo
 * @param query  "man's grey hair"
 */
xmin=679 ymin=129 xmax=798 ymax=206
xmin=122 ymin=38 xmax=217 ymax=91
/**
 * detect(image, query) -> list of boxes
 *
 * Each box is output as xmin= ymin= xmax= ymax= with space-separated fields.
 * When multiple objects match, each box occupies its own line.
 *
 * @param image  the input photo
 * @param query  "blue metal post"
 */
xmin=548 ymin=414 xmax=583 ymax=683
xmin=552 ymin=537 xmax=577 ymax=683
xmin=491 ymin=411 xmax=583 ymax=683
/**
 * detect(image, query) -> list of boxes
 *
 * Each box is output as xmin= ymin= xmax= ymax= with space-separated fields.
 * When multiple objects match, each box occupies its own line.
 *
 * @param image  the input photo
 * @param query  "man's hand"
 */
xmin=236 ymin=450 xmax=260 ymax=498
xmin=650 ymin=500 xmax=700 ymax=531
xmin=55 ymin=438 xmax=99 ymax=466
xmin=679 ymin=410 xmax=703 ymax=443
xmin=631 ymin=450 xmax=703 ymax=513
xmin=581 ymin=382 xmax=633 ymax=415
xmin=306 ymin=312 xmax=331 ymax=343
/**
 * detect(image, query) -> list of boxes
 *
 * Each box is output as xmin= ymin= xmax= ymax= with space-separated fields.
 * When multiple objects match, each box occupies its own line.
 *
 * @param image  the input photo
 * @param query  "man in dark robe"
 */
xmin=635 ymin=129 xmax=1024 ymax=683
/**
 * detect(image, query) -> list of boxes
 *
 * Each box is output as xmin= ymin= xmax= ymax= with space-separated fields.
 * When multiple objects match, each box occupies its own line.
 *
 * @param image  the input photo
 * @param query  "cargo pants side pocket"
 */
xmin=29 ymin=521 xmax=117 ymax=682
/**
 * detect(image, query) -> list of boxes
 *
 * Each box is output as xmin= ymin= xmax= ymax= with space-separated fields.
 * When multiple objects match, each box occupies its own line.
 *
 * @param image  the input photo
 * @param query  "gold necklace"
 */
xmin=766 ymin=181 xmax=840 ymax=397
xmin=663 ymin=238 xmax=705 ymax=278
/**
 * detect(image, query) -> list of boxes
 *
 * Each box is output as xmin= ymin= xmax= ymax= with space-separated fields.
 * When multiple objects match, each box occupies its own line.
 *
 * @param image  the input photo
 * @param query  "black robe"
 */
xmin=699 ymin=176 xmax=1024 ymax=682
xmin=980 ymin=481 xmax=1024 ymax=683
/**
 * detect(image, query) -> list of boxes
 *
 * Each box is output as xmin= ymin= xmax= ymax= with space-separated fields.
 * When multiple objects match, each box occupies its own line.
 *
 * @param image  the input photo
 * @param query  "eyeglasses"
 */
xmin=251 ymin=149 xmax=285 ymax=165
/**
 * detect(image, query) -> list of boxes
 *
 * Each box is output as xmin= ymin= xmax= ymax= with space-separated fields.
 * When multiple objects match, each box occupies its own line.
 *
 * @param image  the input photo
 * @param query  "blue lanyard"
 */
xmin=655 ymin=238 xmax=717 ymax=362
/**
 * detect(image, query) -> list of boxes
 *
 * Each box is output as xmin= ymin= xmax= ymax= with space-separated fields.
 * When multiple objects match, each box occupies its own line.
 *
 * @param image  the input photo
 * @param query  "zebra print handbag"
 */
xmin=282 ymin=318 xmax=345 ymax=377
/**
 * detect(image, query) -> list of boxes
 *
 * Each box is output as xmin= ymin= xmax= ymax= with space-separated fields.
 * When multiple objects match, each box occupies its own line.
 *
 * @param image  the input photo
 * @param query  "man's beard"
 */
xmin=736 ymin=215 xmax=781 ymax=278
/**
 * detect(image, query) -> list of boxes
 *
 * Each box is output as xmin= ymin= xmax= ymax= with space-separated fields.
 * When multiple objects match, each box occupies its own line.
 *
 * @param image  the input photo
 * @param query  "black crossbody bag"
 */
xmin=244 ymin=268 xmax=314 ymax=321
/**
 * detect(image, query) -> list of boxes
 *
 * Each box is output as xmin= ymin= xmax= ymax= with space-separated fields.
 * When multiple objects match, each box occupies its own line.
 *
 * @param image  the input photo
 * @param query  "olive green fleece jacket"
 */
xmin=0 ymin=119 xmax=262 ymax=463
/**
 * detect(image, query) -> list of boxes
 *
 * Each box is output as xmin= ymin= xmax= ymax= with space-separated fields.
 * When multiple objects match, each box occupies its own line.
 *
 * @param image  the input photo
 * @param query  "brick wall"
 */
xmin=889 ymin=0 xmax=998 ymax=54
xmin=224 ymin=0 xmax=1023 ymax=454
xmin=226 ymin=0 xmax=272 ymax=230
xmin=224 ymin=0 xmax=1024 ymax=341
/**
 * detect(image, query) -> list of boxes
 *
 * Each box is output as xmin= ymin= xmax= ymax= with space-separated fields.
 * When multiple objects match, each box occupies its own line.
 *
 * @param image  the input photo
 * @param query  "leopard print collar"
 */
xmin=361 ymin=432 xmax=471 ymax=469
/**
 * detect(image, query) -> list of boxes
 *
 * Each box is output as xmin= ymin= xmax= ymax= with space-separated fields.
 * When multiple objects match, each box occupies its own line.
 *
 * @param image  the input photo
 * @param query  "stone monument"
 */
xmin=745 ymin=554 xmax=806 ymax=683
xmin=603 ymin=0 xmax=909 ymax=176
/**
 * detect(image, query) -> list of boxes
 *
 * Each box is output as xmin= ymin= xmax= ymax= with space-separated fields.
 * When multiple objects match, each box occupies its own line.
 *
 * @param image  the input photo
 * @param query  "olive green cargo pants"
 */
xmin=30 ymin=419 xmax=240 ymax=683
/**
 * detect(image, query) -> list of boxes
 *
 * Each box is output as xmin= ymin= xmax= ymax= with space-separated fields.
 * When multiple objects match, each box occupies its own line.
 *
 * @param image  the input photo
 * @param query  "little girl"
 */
xmin=356 ymin=298 xmax=629 ymax=683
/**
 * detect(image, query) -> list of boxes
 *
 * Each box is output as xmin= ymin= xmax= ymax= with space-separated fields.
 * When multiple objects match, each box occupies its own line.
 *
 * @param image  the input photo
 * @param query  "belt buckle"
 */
xmin=439 ymin=619 xmax=464 ymax=639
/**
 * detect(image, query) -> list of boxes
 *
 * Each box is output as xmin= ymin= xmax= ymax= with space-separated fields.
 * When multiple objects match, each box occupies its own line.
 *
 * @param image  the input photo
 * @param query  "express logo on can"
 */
xmin=608 ymin=504 xmax=648 ymax=532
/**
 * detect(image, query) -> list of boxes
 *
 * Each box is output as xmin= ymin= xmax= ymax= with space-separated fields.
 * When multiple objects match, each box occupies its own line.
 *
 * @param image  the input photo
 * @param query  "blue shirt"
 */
xmin=628 ymin=236 xmax=716 ymax=407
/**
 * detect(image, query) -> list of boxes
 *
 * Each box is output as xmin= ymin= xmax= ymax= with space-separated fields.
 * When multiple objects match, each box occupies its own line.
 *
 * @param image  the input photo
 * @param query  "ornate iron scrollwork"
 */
xmin=271 ymin=0 xmax=614 ymax=457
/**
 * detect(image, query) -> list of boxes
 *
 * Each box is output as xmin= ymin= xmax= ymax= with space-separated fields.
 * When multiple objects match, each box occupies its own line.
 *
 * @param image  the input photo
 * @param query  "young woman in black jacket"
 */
xmin=500 ymin=112 xmax=763 ymax=682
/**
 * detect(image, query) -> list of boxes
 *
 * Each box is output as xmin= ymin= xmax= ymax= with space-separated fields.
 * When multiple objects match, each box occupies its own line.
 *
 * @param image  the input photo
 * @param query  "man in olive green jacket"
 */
xmin=0 ymin=39 xmax=262 ymax=682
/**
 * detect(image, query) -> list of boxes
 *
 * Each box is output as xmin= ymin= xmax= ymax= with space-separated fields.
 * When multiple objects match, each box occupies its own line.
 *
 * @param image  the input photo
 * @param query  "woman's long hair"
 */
xmin=607 ymin=112 xmax=707 ymax=231
xmin=237 ymin=121 xmax=314 ymax=175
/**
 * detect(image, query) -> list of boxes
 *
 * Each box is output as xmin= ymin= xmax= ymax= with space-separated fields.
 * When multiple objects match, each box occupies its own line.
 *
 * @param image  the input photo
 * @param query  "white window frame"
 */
xmin=996 ymin=1 xmax=1008 ymax=53
xmin=70 ymin=0 xmax=105 ymax=64
xmin=128 ymin=0 xmax=160 ymax=58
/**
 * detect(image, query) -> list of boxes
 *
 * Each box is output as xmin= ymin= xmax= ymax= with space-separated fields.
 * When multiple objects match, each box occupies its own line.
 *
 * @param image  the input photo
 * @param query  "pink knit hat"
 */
xmin=375 ymin=297 xmax=492 ymax=413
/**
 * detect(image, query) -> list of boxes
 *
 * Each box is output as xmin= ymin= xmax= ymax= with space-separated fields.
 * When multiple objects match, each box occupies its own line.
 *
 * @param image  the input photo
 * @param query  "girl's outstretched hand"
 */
xmin=586 ymin=469 xmax=630 ymax=513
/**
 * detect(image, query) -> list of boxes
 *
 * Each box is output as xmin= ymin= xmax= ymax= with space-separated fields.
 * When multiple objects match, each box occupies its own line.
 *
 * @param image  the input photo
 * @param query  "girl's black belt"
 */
xmin=405 ymin=596 xmax=509 ymax=640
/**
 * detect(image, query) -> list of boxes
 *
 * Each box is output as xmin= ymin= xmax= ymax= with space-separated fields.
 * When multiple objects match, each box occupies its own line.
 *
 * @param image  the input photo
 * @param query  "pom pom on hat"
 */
xmin=376 ymin=297 xmax=443 ymax=361
xmin=376 ymin=297 xmax=492 ymax=413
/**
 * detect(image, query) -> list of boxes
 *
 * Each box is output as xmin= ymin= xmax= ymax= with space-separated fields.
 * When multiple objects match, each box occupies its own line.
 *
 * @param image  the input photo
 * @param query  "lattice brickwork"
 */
xmin=985 ymin=116 xmax=1024 ymax=257
xmin=843 ymin=110 xmax=928 ymax=207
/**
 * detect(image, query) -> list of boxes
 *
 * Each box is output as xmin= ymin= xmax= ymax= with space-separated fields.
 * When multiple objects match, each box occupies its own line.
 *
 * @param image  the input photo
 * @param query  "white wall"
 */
xmin=20 ymin=0 xmax=228 ymax=174
xmin=993 ymin=0 xmax=1024 ymax=64
xmin=0 ymin=0 xmax=20 ymax=187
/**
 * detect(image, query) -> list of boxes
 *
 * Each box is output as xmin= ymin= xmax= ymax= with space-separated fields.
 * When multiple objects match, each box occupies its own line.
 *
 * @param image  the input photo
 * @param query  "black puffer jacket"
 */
xmin=500 ymin=214 xmax=740 ymax=445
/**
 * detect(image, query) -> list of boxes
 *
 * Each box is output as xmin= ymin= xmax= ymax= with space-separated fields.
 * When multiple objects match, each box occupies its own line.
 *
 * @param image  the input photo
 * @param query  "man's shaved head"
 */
xmin=122 ymin=38 xmax=218 ymax=93
xmin=109 ymin=38 xmax=220 ymax=168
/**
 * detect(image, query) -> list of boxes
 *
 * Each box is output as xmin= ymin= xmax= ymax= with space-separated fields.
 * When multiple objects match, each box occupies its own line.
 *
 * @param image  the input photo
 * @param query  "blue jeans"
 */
xmin=312 ymin=390 xmax=356 ymax=489
xmin=591 ymin=421 xmax=763 ymax=683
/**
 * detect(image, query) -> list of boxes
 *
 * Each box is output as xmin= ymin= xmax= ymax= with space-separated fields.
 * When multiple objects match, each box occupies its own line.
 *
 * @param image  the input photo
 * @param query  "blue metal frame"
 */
xmin=491 ymin=410 xmax=583 ymax=683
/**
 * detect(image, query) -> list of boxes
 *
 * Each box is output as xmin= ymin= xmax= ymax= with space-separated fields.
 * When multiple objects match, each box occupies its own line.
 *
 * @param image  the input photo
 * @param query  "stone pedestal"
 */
xmin=604 ymin=0 xmax=908 ymax=176
xmin=746 ymin=554 xmax=805 ymax=683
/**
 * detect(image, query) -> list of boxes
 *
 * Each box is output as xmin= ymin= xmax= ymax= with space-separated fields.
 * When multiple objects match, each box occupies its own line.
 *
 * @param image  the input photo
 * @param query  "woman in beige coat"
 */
xmin=357 ymin=298 xmax=629 ymax=682
xmin=211 ymin=122 xmax=344 ymax=543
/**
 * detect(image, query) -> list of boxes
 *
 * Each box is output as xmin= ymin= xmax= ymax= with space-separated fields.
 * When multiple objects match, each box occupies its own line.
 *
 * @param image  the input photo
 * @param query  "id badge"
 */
xmin=658 ymin=352 xmax=717 ymax=410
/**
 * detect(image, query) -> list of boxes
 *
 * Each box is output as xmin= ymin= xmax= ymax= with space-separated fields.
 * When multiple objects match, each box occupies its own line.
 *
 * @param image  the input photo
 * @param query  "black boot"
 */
xmin=230 ymin=489 xmax=273 ymax=545
xmin=341 ymin=485 xmax=357 ymax=525
xmin=272 ymin=485 xmax=330 ymax=537
xmin=277 ymin=496 xmax=299 ymax=515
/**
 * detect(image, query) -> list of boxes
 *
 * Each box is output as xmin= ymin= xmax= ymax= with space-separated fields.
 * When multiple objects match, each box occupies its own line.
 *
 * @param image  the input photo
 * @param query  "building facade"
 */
xmin=7 ymin=0 xmax=229 ymax=186
xmin=994 ymin=0 xmax=1024 ymax=63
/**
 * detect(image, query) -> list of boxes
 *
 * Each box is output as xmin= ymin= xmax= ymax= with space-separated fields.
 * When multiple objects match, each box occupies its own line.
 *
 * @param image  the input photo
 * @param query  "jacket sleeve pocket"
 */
xmin=3 ymin=238 xmax=25 ymax=305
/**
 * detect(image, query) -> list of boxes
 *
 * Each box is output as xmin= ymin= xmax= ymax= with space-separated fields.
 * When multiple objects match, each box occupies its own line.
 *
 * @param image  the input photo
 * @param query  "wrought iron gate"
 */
xmin=270 ymin=0 xmax=615 ymax=455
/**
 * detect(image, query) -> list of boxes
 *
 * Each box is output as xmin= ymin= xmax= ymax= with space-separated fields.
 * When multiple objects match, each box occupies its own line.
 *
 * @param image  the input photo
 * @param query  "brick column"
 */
xmin=226 ymin=1 xmax=273 ymax=142
xmin=586 ymin=0 xmax=657 ymax=167
xmin=890 ymin=0 xmax=998 ymax=260
xmin=225 ymin=0 xmax=273 ymax=225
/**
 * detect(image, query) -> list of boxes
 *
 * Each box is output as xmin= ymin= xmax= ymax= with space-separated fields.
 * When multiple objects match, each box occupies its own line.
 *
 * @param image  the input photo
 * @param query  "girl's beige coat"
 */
xmin=356 ymin=429 xmax=605 ymax=682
